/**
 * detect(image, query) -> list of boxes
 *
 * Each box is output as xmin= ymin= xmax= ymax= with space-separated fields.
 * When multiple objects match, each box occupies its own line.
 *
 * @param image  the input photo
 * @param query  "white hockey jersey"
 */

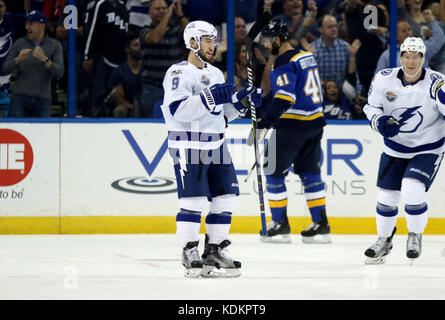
xmin=161 ymin=61 xmax=241 ymax=150
xmin=364 ymin=67 xmax=445 ymax=158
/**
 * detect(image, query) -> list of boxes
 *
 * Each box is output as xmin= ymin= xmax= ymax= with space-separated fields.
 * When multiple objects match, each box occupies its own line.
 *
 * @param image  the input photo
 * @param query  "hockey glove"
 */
xmin=232 ymin=86 xmax=263 ymax=113
xmin=372 ymin=114 xmax=400 ymax=138
xmin=257 ymin=108 xmax=273 ymax=129
xmin=200 ymin=83 xmax=236 ymax=112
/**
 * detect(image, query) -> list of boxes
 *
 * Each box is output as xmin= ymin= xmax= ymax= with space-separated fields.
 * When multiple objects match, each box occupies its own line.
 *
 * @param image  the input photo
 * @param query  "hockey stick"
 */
xmin=244 ymin=128 xmax=268 ymax=183
xmin=245 ymin=11 xmax=272 ymax=236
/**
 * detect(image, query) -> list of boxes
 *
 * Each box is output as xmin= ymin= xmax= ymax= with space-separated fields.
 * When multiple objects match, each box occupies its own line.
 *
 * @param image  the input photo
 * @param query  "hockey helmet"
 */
xmin=183 ymin=20 xmax=219 ymax=53
xmin=399 ymin=37 xmax=425 ymax=78
xmin=261 ymin=19 xmax=290 ymax=42
xmin=400 ymin=37 xmax=426 ymax=56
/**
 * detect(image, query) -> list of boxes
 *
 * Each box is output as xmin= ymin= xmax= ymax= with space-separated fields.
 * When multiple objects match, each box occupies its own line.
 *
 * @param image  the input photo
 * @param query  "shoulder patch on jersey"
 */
xmin=176 ymin=61 xmax=189 ymax=66
xmin=385 ymin=91 xmax=398 ymax=102
xmin=380 ymin=69 xmax=393 ymax=76
xmin=430 ymin=73 xmax=442 ymax=81
xmin=200 ymin=74 xmax=210 ymax=86
xmin=171 ymin=70 xmax=182 ymax=76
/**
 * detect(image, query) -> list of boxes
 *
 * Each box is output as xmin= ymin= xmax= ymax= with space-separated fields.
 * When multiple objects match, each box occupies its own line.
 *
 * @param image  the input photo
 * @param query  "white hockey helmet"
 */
xmin=399 ymin=37 xmax=425 ymax=78
xmin=183 ymin=20 xmax=218 ymax=54
xmin=400 ymin=37 xmax=426 ymax=56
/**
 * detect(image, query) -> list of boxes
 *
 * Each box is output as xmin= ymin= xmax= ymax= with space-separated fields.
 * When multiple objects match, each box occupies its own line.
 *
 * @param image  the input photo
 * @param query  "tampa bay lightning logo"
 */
xmin=390 ymin=106 xmax=423 ymax=133
xmin=0 ymin=32 xmax=12 ymax=58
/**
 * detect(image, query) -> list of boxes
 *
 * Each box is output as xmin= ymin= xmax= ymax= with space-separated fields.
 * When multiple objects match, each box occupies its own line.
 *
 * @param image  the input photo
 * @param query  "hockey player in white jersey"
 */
xmin=363 ymin=37 xmax=445 ymax=264
xmin=161 ymin=21 xmax=262 ymax=277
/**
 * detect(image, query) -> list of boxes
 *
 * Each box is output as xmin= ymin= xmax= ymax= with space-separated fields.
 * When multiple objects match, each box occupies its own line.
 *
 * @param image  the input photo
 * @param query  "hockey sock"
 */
xmin=205 ymin=213 xmax=232 ymax=244
xmin=400 ymin=178 xmax=428 ymax=234
xmin=300 ymin=173 xmax=326 ymax=223
xmin=405 ymin=203 xmax=428 ymax=234
xmin=176 ymin=197 xmax=207 ymax=248
xmin=376 ymin=202 xmax=398 ymax=238
xmin=206 ymin=194 xmax=236 ymax=244
xmin=176 ymin=208 xmax=202 ymax=248
xmin=265 ymin=175 xmax=287 ymax=222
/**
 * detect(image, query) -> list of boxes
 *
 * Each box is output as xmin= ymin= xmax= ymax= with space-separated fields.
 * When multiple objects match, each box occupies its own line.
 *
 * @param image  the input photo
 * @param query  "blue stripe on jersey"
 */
xmin=384 ymin=137 xmax=445 ymax=153
xmin=169 ymin=98 xmax=186 ymax=116
xmin=168 ymin=131 xmax=224 ymax=142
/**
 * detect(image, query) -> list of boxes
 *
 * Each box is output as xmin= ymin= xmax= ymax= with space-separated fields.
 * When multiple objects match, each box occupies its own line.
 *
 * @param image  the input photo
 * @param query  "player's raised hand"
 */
xmin=423 ymin=9 xmax=435 ymax=22
xmin=200 ymin=83 xmax=236 ymax=111
xmin=373 ymin=114 xmax=400 ymax=138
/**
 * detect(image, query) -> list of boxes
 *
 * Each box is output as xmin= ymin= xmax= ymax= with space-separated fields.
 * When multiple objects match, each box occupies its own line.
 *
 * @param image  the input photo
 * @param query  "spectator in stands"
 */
xmin=273 ymin=0 xmax=319 ymax=43
xmin=140 ymin=0 xmax=188 ymax=117
xmin=375 ymin=15 xmax=445 ymax=73
xmin=214 ymin=16 xmax=248 ymax=72
xmin=399 ymin=0 xmax=432 ymax=39
xmin=310 ymin=14 xmax=361 ymax=88
xmin=344 ymin=0 xmax=387 ymax=96
xmin=427 ymin=0 xmax=445 ymax=73
xmin=82 ymin=0 xmax=129 ymax=117
xmin=0 ymin=0 xmax=15 ymax=117
xmin=108 ymin=34 xmax=142 ymax=118
xmin=3 ymin=10 xmax=64 ymax=117
xmin=230 ymin=43 xmax=265 ymax=89
xmin=322 ymin=80 xmax=354 ymax=120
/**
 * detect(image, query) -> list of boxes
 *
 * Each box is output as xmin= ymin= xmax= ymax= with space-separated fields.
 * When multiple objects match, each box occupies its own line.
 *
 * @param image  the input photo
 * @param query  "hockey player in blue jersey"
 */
xmin=161 ymin=21 xmax=262 ymax=277
xmin=363 ymin=37 xmax=445 ymax=264
xmin=257 ymin=20 xmax=331 ymax=244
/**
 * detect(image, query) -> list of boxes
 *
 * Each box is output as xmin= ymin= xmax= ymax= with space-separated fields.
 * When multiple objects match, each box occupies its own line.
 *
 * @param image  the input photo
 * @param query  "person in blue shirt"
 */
xmin=108 ymin=34 xmax=142 ymax=117
xmin=258 ymin=19 xmax=331 ymax=244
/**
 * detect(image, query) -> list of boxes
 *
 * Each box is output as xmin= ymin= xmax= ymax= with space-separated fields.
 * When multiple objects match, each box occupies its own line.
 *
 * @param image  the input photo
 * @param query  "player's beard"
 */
xmin=197 ymin=50 xmax=211 ymax=62
xmin=271 ymin=40 xmax=280 ymax=55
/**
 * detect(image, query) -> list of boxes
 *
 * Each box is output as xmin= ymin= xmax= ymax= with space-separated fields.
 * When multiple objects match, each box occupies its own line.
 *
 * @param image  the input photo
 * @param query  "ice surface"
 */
xmin=0 ymin=234 xmax=445 ymax=300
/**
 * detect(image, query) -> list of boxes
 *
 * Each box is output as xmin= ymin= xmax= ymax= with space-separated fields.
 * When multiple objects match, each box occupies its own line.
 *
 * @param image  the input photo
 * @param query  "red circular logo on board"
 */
xmin=0 ymin=129 xmax=34 ymax=186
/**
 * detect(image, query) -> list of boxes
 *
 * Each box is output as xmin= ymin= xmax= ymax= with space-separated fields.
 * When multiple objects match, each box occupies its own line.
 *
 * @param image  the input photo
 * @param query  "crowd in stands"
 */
xmin=1 ymin=0 xmax=445 ymax=119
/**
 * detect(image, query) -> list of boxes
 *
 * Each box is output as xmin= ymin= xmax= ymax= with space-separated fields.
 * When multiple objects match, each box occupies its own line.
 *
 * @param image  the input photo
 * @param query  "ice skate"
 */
xmin=260 ymin=219 xmax=291 ymax=243
xmin=364 ymin=227 xmax=396 ymax=265
xmin=201 ymin=236 xmax=241 ymax=278
xmin=406 ymin=232 xmax=422 ymax=265
xmin=181 ymin=241 xmax=203 ymax=278
xmin=301 ymin=221 xmax=331 ymax=244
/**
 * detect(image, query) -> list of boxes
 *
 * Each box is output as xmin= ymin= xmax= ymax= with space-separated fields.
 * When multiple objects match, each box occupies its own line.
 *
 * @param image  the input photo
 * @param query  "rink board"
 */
xmin=1 ymin=120 xmax=445 ymax=234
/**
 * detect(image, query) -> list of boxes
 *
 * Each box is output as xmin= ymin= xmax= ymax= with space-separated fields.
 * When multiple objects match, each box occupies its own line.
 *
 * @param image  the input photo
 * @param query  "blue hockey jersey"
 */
xmin=269 ymin=49 xmax=325 ymax=129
